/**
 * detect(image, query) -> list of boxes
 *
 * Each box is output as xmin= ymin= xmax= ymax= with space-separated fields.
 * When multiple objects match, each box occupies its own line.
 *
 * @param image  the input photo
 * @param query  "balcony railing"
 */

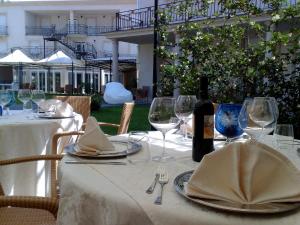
xmin=67 ymin=21 xmax=88 ymax=35
xmin=26 ymin=26 xmax=56 ymax=36
xmin=116 ymin=0 xmax=298 ymax=31
xmin=87 ymin=26 xmax=115 ymax=36
xmin=0 ymin=26 xmax=8 ymax=36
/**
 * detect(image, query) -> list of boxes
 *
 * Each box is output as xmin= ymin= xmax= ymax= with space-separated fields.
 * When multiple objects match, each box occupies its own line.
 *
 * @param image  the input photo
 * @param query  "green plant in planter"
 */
xmin=156 ymin=0 xmax=300 ymax=131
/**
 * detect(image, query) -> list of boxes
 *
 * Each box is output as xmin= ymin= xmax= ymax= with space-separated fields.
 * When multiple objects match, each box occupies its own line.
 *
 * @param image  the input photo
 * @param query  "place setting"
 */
xmin=64 ymin=116 xmax=144 ymax=164
xmin=169 ymin=96 xmax=300 ymax=214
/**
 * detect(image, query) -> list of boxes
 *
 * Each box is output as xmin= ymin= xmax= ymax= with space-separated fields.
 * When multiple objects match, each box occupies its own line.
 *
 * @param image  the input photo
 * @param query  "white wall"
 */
xmin=137 ymin=43 xmax=153 ymax=98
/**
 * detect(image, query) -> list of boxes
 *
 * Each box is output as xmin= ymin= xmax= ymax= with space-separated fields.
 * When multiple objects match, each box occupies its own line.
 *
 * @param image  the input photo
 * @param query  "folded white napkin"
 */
xmin=186 ymin=141 xmax=300 ymax=204
xmin=76 ymin=117 xmax=115 ymax=155
xmin=54 ymin=102 xmax=73 ymax=117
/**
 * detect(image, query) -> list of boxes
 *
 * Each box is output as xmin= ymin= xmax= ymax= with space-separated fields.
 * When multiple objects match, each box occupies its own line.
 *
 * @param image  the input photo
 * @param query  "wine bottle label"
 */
xmin=204 ymin=115 xmax=214 ymax=139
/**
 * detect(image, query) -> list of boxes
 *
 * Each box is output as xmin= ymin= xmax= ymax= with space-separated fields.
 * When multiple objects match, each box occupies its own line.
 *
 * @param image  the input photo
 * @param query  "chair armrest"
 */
xmin=0 ymin=196 xmax=59 ymax=217
xmin=0 ymin=155 xmax=63 ymax=166
xmin=52 ymin=131 xmax=84 ymax=155
xmin=98 ymin=122 xmax=120 ymax=128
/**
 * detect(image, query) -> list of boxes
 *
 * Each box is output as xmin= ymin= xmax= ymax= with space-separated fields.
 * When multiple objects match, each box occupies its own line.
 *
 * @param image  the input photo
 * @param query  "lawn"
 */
xmin=91 ymin=105 xmax=150 ymax=135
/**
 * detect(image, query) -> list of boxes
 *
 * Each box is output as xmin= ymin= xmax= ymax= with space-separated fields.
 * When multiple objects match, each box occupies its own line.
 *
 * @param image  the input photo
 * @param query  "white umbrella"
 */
xmin=0 ymin=49 xmax=35 ymax=88
xmin=38 ymin=51 xmax=84 ymax=94
xmin=0 ymin=49 xmax=34 ymax=64
xmin=38 ymin=50 xmax=83 ymax=66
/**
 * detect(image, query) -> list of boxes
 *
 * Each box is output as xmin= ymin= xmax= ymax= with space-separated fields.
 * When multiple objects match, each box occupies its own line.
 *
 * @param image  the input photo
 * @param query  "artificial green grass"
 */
xmin=91 ymin=105 xmax=150 ymax=135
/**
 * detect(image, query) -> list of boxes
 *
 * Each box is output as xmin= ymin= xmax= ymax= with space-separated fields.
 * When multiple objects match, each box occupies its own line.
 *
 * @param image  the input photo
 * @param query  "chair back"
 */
xmin=117 ymin=102 xmax=135 ymax=134
xmin=55 ymin=95 xmax=91 ymax=122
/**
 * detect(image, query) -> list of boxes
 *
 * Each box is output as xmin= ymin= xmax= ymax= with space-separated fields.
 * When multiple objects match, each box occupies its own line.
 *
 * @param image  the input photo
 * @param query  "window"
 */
xmin=77 ymin=73 xmax=82 ymax=87
xmin=68 ymin=72 xmax=73 ymax=84
xmin=31 ymin=72 xmax=37 ymax=89
xmin=39 ymin=72 xmax=45 ymax=91
xmin=47 ymin=72 xmax=53 ymax=92
xmin=55 ymin=72 xmax=61 ymax=90
xmin=105 ymin=74 xmax=108 ymax=84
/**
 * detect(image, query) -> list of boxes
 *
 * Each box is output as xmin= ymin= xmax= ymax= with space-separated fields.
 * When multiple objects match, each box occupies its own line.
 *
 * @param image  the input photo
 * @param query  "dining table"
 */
xmin=57 ymin=132 xmax=300 ymax=225
xmin=0 ymin=110 xmax=83 ymax=197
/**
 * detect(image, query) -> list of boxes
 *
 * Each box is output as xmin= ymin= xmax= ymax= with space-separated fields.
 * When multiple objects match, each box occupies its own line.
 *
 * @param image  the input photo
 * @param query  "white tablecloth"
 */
xmin=57 ymin=132 xmax=300 ymax=225
xmin=0 ymin=110 xmax=83 ymax=196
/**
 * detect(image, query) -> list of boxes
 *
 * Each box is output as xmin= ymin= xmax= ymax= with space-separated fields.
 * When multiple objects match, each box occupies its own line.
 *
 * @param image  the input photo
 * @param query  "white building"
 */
xmin=0 ymin=0 xmax=137 ymax=93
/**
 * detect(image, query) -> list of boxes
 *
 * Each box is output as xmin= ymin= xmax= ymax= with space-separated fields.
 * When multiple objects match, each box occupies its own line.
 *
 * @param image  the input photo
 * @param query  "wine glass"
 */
xmin=265 ymin=97 xmax=279 ymax=134
xmin=174 ymin=95 xmax=197 ymax=141
xmin=249 ymin=97 xmax=274 ymax=139
xmin=0 ymin=90 xmax=12 ymax=116
xmin=238 ymin=98 xmax=262 ymax=140
xmin=215 ymin=103 xmax=244 ymax=143
xmin=18 ymin=89 xmax=31 ymax=111
xmin=31 ymin=90 xmax=45 ymax=112
xmin=148 ymin=97 xmax=180 ymax=162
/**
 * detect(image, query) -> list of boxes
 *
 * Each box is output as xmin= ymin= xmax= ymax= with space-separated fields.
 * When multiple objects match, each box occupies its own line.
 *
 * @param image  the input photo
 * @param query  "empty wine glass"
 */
xmin=18 ymin=89 xmax=31 ymax=111
xmin=265 ymin=97 xmax=279 ymax=134
xmin=148 ymin=97 xmax=180 ymax=162
xmin=238 ymin=98 xmax=262 ymax=140
xmin=31 ymin=90 xmax=45 ymax=112
xmin=215 ymin=103 xmax=244 ymax=143
xmin=174 ymin=95 xmax=197 ymax=141
xmin=249 ymin=97 xmax=274 ymax=139
xmin=0 ymin=90 xmax=11 ymax=116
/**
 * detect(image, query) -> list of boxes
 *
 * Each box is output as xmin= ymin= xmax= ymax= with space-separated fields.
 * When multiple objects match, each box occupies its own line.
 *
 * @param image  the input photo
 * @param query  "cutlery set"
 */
xmin=146 ymin=166 xmax=169 ymax=205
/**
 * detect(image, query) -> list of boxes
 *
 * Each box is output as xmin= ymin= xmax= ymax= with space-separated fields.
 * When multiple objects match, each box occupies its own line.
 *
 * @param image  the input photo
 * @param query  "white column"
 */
xmin=69 ymin=11 xmax=74 ymax=33
xmin=173 ymin=32 xmax=180 ymax=98
xmin=98 ymin=73 xmax=101 ymax=92
xmin=112 ymin=39 xmax=119 ymax=82
xmin=70 ymin=11 xmax=74 ymax=21
xmin=74 ymin=73 xmax=77 ymax=88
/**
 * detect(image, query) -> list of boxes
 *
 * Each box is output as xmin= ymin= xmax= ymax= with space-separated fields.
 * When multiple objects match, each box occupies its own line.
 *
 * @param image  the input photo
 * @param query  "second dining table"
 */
xmin=57 ymin=132 xmax=300 ymax=225
xmin=0 ymin=110 xmax=83 ymax=197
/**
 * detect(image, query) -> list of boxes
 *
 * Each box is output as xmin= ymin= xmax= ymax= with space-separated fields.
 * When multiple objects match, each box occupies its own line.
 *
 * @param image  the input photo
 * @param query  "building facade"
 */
xmin=0 ymin=0 xmax=137 ymax=93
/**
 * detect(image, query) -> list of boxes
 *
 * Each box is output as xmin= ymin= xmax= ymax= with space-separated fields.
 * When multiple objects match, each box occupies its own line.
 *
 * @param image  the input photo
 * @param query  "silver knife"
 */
xmin=65 ymin=161 xmax=127 ymax=165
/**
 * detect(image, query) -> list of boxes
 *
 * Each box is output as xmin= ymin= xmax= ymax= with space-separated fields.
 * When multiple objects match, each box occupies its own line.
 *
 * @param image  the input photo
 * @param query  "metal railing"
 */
xmin=67 ymin=21 xmax=88 ymax=35
xmin=116 ymin=0 xmax=298 ymax=31
xmin=87 ymin=26 xmax=115 ymax=35
xmin=0 ymin=26 xmax=8 ymax=35
xmin=26 ymin=26 xmax=56 ymax=36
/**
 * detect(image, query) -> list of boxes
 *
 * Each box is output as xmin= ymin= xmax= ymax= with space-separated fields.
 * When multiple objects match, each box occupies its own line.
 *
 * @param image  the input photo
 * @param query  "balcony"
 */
xmin=0 ymin=26 xmax=8 ymax=36
xmin=26 ymin=26 xmax=56 ymax=36
xmin=115 ymin=0 xmax=298 ymax=32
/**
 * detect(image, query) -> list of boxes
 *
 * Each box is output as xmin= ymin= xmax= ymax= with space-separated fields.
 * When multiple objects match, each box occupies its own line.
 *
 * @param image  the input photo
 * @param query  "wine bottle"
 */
xmin=192 ymin=76 xmax=214 ymax=162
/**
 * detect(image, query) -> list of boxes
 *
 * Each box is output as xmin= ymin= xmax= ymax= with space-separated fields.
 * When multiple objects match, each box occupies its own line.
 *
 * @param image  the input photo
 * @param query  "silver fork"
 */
xmin=146 ymin=166 xmax=163 ymax=194
xmin=154 ymin=170 xmax=169 ymax=205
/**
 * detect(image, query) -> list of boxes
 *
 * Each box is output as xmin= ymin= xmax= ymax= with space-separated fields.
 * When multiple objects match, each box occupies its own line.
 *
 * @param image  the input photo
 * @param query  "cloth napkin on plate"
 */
xmin=39 ymin=100 xmax=73 ymax=117
xmin=39 ymin=99 xmax=62 ymax=112
xmin=76 ymin=116 xmax=115 ymax=156
xmin=54 ymin=102 xmax=73 ymax=117
xmin=186 ymin=141 xmax=300 ymax=205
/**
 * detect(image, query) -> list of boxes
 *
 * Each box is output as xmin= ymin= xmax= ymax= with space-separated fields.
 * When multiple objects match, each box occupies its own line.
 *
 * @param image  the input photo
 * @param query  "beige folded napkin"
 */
xmin=186 ymin=141 xmax=300 ymax=205
xmin=76 ymin=117 xmax=115 ymax=156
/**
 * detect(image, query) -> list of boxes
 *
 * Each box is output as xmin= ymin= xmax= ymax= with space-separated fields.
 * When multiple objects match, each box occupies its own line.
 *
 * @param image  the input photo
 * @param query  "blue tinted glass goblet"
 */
xmin=215 ymin=104 xmax=244 ymax=143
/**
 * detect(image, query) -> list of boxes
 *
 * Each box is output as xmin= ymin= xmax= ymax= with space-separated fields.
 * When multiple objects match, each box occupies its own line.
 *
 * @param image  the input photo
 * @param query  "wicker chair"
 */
xmin=55 ymin=95 xmax=91 ymax=122
xmin=96 ymin=102 xmax=135 ymax=135
xmin=0 ymin=154 xmax=63 ymax=225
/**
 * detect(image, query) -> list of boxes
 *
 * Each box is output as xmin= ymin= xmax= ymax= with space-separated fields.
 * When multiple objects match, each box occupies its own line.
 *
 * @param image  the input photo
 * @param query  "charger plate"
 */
xmin=65 ymin=141 xmax=142 ymax=159
xmin=174 ymin=170 xmax=300 ymax=214
xmin=37 ymin=112 xmax=75 ymax=119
